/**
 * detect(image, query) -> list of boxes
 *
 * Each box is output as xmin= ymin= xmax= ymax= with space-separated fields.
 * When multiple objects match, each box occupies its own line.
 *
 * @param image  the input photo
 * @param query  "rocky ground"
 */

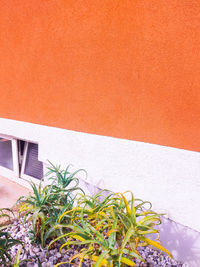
xmin=3 ymin=218 xmax=188 ymax=267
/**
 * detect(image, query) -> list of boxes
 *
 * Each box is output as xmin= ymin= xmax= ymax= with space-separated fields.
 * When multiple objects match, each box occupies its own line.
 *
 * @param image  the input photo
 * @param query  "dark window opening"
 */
xmin=24 ymin=142 xmax=43 ymax=180
xmin=0 ymin=138 xmax=13 ymax=170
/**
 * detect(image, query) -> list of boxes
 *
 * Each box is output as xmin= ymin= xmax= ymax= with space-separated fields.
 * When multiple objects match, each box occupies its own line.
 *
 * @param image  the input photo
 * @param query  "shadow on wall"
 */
xmin=159 ymin=217 xmax=200 ymax=267
xmin=78 ymin=178 xmax=110 ymax=200
xmin=63 ymin=175 xmax=200 ymax=266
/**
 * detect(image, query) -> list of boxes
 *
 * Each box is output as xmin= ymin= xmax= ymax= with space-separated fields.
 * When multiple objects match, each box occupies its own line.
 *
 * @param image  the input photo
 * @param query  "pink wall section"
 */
xmin=0 ymin=0 xmax=199 ymax=151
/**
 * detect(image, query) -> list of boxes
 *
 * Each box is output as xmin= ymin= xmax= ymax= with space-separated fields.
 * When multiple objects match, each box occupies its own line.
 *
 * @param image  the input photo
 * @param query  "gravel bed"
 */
xmin=3 ymin=219 xmax=188 ymax=267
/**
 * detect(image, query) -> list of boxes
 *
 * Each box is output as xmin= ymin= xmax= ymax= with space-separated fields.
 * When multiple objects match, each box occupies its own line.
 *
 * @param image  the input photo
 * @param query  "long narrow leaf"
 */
xmin=140 ymin=237 xmax=172 ymax=258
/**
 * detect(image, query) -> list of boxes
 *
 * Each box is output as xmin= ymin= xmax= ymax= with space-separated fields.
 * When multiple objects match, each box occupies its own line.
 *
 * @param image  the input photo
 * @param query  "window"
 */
xmin=0 ymin=138 xmax=13 ymax=170
xmin=0 ymin=135 xmax=43 ymax=183
xmin=0 ymin=136 xmax=19 ymax=179
xmin=21 ymin=142 xmax=43 ymax=180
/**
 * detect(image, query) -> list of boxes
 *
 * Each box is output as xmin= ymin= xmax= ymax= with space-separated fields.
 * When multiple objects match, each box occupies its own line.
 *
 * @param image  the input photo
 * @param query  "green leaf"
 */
xmin=94 ymin=250 xmax=109 ymax=267
xmin=140 ymin=237 xmax=173 ymax=258
xmin=119 ymin=228 xmax=135 ymax=263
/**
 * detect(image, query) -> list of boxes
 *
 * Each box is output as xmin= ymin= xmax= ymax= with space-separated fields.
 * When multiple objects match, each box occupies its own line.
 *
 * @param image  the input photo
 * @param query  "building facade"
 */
xmin=0 ymin=1 xmax=200 ymax=265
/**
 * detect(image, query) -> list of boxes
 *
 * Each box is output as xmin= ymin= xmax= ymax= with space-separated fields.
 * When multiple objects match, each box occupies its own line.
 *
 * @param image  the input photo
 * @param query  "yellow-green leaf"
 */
xmin=141 ymin=237 xmax=172 ymax=258
xmin=71 ymin=234 xmax=85 ymax=242
xmin=120 ymin=193 xmax=131 ymax=217
xmin=107 ymin=229 xmax=118 ymax=236
xmin=121 ymin=257 xmax=136 ymax=266
xmin=90 ymin=255 xmax=108 ymax=265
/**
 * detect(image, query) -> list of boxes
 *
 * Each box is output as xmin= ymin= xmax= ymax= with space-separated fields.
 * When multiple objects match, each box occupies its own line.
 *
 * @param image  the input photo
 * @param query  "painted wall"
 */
xmin=0 ymin=0 xmax=199 ymax=151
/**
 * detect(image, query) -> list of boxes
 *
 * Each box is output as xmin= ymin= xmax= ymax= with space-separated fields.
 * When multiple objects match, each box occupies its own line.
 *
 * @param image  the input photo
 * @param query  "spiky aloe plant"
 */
xmin=48 ymin=190 xmax=172 ymax=266
xmin=13 ymin=245 xmax=33 ymax=267
xmin=17 ymin=182 xmax=56 ymax=246
xmin=46 ymin=161 xmax=86 ymax=205
xmin=17 ymin=162 xmax=86 ymax=247
xmin=0 ymin=209 xmax=21 ymax=266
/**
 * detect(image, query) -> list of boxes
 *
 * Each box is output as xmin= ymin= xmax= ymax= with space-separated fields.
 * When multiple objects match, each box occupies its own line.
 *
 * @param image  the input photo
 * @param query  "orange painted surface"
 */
xmin=0 ymin=0 xmax=199 ymax=151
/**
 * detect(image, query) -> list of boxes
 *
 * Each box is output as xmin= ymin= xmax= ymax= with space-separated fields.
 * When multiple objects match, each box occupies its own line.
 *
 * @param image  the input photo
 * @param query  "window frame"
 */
xmin=0 ymin=134 xmax=19 ymax=180
xmin=0 ymin=134 xmax=44 ymax=186
xmin=20 ymin=141 xmax=43 ymax=185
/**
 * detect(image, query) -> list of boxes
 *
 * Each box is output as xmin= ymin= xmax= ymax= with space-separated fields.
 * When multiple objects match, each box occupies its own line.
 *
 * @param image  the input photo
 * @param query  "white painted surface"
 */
xmin=0 ymin=118 xmax=199 ymax=234
xmin=158 ymin=218 xmax=200 ymax=267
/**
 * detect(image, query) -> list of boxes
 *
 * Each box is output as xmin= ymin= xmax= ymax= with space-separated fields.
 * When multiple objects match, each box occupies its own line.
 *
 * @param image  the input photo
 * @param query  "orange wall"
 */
xmin=0 ymin=0 xmax=199 ymax=151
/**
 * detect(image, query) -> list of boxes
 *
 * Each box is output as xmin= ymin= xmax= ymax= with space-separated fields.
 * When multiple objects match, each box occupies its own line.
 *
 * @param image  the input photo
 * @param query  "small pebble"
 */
xmin=56 ymin=252 xmax=62 ymax=258
xmin=33 ymin=247 xmax=40 ymax=253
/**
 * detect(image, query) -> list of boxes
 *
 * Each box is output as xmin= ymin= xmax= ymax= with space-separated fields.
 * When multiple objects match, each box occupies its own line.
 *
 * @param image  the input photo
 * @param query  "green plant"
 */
xmin=0 ymin=230 xmax=18 ymax=266
xmin=51 ymin=214 xmax=140 ymax=266
xmin=13 ymin=245 xmax=33 ymax=267
xmin=48 ymin=190 xmax=172 ymax=266
xmin=18 ymin=182 xmax=55 ymax=245
xmin=46 ymin=161 xmax=86 ymax=205
xmin=42 ymin=203 xmax=73 ymax=245
xmin=17 ymin=162 xmax=86 ymax=247
xmin=0 ymin=208 xmax=21 ymax=266
xmin=0 ymin=220 xmax=22 ymax=266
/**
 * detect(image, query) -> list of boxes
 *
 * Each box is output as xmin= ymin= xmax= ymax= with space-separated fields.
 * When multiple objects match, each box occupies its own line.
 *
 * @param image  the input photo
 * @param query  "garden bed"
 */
xmin=4 ymin=217 xmax=184 ymax=266
xmin=0 ymin=162 xmax=187 ymax=266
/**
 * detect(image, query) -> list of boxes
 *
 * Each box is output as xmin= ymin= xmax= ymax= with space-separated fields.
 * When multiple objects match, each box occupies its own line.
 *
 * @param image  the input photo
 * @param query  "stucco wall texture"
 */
xmin=0 ymin=0 xmax=199 ymax=151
